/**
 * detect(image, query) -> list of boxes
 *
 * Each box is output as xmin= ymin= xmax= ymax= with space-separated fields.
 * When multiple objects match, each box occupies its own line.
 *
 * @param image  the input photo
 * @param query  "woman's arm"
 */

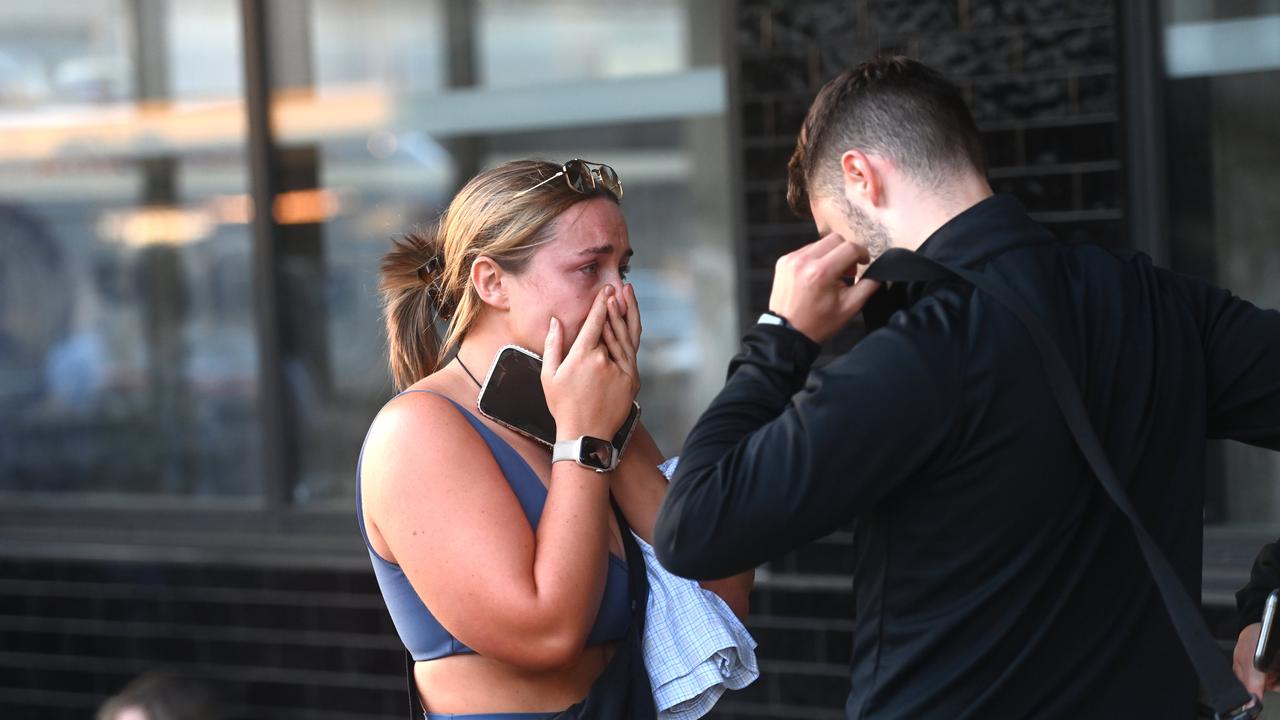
xmin=610 ymin=423 xmax=755 ymax=620
xmin=608 ymin=424 xmax=668 ymax=543
xmin=364 ymin=392 xmax=613 ymax=671
xmin=363 ymin=288 xmax=637 ymax=671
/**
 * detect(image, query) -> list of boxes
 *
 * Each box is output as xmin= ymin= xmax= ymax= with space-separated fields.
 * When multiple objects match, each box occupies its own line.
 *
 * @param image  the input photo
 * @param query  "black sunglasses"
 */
xmin=515 ymin=159 xmax=623 ymax=201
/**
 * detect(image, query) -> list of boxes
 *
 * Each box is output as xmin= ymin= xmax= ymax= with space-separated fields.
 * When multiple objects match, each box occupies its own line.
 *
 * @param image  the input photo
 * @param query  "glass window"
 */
xmin=476 ymin=0 xmax=689 ymax=87
xmin=272 ymin=0 xmax=735 ymax=505
xmin=310 ymin=0 xmax=446 ymax=95
xmin=0 ymin=1 xmax=261 ymax=497
xmin=1161 ymin=0 xmax=1280 ymax=525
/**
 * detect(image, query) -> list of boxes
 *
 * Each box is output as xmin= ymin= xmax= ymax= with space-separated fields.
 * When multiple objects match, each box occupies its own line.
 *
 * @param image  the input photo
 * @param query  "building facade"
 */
xmin=2 ymin=1 xmax=1278 ymax=717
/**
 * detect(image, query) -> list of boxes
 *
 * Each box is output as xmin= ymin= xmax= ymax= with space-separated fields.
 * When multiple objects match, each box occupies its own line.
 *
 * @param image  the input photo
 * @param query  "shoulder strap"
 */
xmin=405 ymin=649 xmax=420 ymax=720
xmin=613 ymin=499 xmax=649 ymax=631
xmin=863 ymin=248 xmax=1260 ymax=720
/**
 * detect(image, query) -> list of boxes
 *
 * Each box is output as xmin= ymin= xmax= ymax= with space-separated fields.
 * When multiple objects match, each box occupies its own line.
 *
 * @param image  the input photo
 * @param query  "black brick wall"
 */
xmin=0 ymin=558 xmax=404 ymax=719
xmin=720 ymin=1 xmax=1124 ymax=717
xmin=736 ymin=0 xmax=1123 ymax=323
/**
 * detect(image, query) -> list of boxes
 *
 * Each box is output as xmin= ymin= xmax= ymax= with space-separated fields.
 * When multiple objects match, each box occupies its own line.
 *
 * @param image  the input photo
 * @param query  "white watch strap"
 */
xmin=757 ymin=311 xmax=788 ymax=328
xmin=552 ymin=436 xmax=616 ymax=472
xmin=552 ymin=438 xmax=580 ymax=464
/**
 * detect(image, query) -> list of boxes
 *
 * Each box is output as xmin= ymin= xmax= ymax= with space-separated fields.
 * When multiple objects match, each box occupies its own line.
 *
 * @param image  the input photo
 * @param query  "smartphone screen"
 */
xmin=476 ymin=345 xmax=640 ymax=451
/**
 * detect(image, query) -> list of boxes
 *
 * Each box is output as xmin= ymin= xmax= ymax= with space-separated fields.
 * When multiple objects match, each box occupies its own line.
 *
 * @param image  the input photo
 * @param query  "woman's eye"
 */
xmin=578 ymin=262 xmax=628 ymax=280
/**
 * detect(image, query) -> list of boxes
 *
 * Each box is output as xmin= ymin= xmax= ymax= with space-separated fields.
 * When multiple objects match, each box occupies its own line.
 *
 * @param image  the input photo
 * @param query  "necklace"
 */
xmin=456 ymin=356 xmax=482 ymax=388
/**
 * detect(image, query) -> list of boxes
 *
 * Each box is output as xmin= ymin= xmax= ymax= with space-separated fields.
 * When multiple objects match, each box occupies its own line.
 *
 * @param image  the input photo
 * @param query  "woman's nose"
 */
xmin=604 ymin=276 xmax=626 ymax=313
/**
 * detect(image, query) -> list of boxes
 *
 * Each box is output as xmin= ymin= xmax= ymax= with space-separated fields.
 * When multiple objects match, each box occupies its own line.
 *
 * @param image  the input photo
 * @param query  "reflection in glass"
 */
xmin=265 ymin=0 xmax=451 ymax=503
xmin=0 ymin=1 xmax=261 ymax=496
xmin=477 ymin=0 xmax=688 ymax=87
xmin=310 ymin=0 xmax=446 ymax=96
xmin=276 ymin=0 xmax=734 ymax=503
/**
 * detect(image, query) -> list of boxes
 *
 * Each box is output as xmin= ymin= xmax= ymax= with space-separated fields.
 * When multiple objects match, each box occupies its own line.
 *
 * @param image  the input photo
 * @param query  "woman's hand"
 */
xmin=600 ymin=282 xmax=642 ymax=376
xmin=542 ymin=285 xmax=640 ymax=441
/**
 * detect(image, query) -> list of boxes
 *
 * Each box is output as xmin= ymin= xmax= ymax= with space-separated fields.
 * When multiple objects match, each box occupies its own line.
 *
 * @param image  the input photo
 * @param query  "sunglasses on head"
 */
xmin=514 ymin=159 xmax=624 ymax=201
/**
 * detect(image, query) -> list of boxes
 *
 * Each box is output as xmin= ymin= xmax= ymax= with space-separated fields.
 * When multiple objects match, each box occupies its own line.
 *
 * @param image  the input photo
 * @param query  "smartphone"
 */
xmin=1254 ymin=588 xmax=1280 ymax=672
xmin=475 ymin=344 xmax=641 ymax=456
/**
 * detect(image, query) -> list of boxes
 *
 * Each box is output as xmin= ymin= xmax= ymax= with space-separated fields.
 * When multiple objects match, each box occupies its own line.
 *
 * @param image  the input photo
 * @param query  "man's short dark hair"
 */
xmin=787 ymin=56 xmax=986 ymax=217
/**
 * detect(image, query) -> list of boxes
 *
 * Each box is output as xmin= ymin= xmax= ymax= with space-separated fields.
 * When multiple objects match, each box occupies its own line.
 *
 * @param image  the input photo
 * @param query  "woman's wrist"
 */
xmin=554 ymin=421 xmax=612 ymax=443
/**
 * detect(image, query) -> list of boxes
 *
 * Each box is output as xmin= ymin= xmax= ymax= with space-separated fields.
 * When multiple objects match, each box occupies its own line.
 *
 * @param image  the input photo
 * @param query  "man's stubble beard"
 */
xmin=841 ymin=196 xmax=892 ymax=261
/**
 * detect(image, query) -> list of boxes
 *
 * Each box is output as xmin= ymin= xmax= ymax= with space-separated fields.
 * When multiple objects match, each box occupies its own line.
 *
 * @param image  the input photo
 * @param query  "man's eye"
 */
xmin=619 ymin=265 xmax=631 ymax=280
xmin=580 ymin=263 xmax=598 ymax=276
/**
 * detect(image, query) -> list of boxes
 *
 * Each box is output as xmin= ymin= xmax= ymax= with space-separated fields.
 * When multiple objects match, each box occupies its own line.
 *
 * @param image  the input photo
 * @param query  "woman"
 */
xmin=358 ymin=159 xmax=752 ymax=719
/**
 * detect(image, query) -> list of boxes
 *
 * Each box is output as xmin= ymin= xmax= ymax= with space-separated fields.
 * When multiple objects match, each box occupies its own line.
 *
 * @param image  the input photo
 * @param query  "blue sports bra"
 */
xmin=356 ymin=389 xmax=632 ymax=661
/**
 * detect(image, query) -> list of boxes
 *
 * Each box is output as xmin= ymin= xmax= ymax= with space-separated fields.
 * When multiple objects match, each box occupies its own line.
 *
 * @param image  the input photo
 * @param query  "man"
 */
xmin=652 ymin=55 xmax=1280 ymax=718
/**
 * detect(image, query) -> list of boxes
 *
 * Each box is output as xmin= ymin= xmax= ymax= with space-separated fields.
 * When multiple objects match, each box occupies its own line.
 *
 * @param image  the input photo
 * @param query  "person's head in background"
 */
xmin=379 ymin=159 xmax=630 ymax=390
xmin=96 ymin=671 xmax=220 ymax=720
xmin=787 ymin=55 xmax=993 ymax=261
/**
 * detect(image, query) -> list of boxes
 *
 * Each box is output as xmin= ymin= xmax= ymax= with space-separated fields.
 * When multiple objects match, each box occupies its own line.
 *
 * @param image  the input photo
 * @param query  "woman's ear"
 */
xmin=471 ymin=256 xmax=509 ymax=311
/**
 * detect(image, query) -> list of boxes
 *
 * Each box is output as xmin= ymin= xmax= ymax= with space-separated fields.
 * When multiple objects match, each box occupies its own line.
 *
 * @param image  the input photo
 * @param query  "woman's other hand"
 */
xmin=600 ymin=282 xmax=641 ymax=384
xmin=542 ymin=285 xmax=639 ymax=441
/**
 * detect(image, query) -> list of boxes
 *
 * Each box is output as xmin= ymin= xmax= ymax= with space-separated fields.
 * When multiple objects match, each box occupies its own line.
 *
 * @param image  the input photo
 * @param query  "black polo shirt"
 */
xmin=654 ymin=195 xmax=1280 ymax=718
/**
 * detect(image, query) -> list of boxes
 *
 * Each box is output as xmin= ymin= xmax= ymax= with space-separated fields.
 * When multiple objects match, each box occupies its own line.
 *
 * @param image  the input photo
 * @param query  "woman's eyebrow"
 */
xmin=576 ymin=245 xmax=635 ymax=259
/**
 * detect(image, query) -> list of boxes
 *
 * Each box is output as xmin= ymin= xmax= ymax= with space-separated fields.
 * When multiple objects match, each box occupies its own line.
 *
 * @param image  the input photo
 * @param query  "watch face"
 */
xmin=579 ymin=436 xmax=615 ymax=470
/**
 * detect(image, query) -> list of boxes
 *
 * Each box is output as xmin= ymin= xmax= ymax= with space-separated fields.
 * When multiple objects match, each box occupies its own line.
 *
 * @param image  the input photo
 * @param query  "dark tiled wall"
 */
xmin=721 ymin=1 xmax=1122 ymax=717
xmin=0 ymin=558 xmax=404 ymax=719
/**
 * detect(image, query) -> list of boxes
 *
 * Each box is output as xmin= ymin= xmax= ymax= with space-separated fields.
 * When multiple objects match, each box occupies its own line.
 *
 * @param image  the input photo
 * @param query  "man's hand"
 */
xmin=768 ymin=234 xmax=882 ymax=343
xmin=1233 ymin=622 xmax=1279 ymax=697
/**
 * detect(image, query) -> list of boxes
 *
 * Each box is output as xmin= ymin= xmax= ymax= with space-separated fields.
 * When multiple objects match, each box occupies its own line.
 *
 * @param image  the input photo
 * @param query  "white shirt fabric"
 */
xmin=638 ymin=457 xmax=759 ymax=720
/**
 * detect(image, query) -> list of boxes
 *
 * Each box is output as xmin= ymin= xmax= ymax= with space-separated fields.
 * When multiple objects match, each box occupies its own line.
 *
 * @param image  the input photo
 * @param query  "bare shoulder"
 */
xmin=367 ymin=388 xmax=467 ymax=456
xmin=368 ymin=388 xmax=472 ymax=447
xmin=360 ymin=389 xmax=511 ymax=555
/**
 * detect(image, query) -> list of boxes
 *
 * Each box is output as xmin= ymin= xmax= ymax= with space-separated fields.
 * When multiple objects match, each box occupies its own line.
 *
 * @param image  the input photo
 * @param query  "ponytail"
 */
xmin=379 ymin=228 xmax=450 ymax=391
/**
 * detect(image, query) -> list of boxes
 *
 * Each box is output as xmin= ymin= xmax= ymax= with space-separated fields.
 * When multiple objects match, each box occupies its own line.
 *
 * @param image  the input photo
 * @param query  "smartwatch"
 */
xmin=757 ymin=311 xmax=792 ymax=329
xmin=552 ymin=436 xmax=617 ymax=473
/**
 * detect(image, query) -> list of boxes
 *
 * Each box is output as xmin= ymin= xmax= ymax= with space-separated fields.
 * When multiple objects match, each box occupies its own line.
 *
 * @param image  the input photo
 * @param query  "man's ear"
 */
xmin=471 ymin=256 xmax=509 ymax=311
xmin=840 ymin=149 xmax=884 ymax=208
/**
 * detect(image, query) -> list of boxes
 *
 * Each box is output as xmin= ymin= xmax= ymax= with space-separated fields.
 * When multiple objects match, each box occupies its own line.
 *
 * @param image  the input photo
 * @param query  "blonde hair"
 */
xmin=379 ymin=159 xmax=619 ymax=390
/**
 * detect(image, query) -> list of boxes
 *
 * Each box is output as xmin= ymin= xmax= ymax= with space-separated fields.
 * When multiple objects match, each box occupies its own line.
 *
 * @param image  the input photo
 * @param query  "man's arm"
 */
xmin=1196 ymin=282 xmax=1280 ymax=451
xmin=1183 ymin=273 xmax=1280 ymax=694
xmin=1181 ymin=276 xmax=1280 ymax=623
xmin=652 ymin=311 xmax=958 ymax=579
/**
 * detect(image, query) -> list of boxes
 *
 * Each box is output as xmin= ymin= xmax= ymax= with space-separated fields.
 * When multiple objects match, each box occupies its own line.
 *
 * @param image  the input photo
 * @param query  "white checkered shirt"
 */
xmin=637 ymin=458 xmax=759 ymax=720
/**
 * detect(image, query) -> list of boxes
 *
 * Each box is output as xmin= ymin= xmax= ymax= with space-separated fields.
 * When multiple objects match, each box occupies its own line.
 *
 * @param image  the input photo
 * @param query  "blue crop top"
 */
xmin=356 ymin=390 xmax=632 ymax=661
